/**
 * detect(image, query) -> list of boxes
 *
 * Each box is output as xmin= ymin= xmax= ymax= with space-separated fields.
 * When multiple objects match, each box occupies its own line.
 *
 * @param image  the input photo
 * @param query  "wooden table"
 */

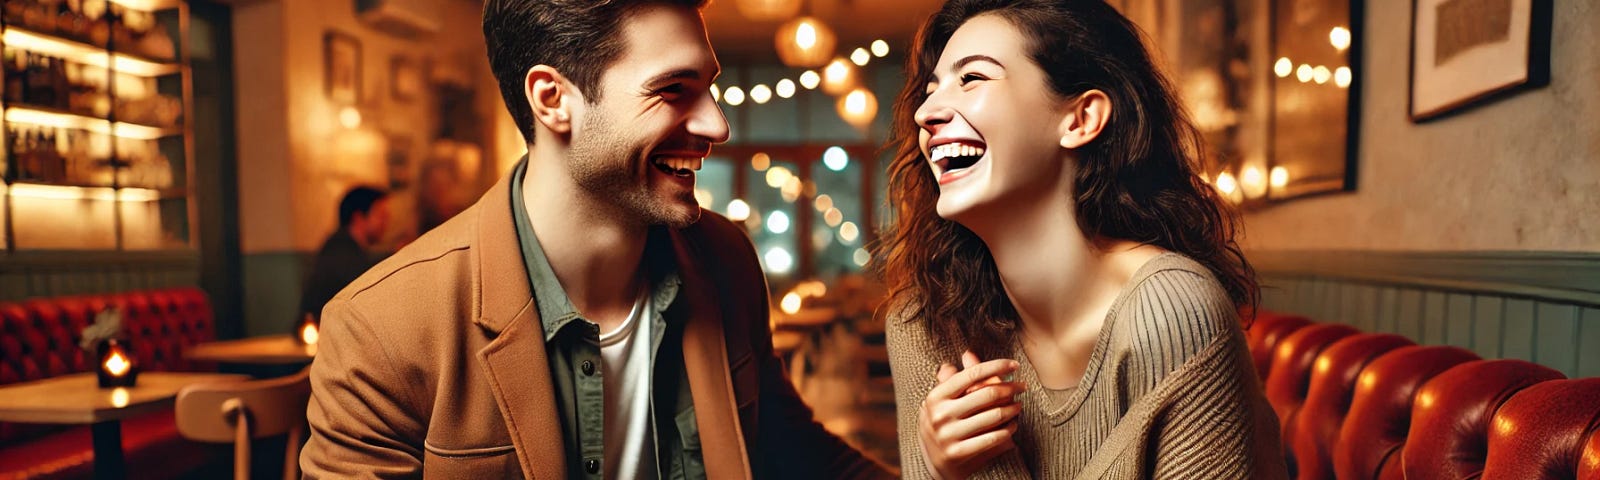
xmin=187 ymin=334 xmax=317 ymax=365
xmin=0 ymin=372 xmax=247 ymax=479
xmin=772 ymin=307 xmax=839 ymax=332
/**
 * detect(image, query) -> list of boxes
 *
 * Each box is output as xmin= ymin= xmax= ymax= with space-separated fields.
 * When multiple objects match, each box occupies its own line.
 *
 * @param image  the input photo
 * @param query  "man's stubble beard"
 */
xmin=567 ymin=111 xmax=700 ymax=229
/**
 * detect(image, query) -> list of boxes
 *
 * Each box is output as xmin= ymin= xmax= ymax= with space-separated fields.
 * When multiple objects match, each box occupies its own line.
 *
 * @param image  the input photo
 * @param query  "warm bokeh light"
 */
xmin=796 ymin=21 xmax=816 ymax=49
xmin=1240 ymin=165 xmax=1267 ymax=199
xmin=853 ymin=248 xmax=871 ymax=267
xmin=1335 ymin=66 xmax=1353 ymax=88
xmin=775 ymin=79 xmax=796 ymax=98
xmin=822 ymin=59 xmax=855 ymax=95
xmin=734 ymin=0 xmax=801 ymax=22
xmin=339 ymin=106 xmax=363 ymax=129
xmin=724 ymin=86 xmax=746 ymax=106
xmin=727 ymin=199 xmax=751 ymax=221
xmin=751 ymin=152 xmax=772 ymax=171
xmin=750 ymin=84 xmax=773 ymax=104
xmin=814 ymin=194 xmax=834 ymax=212
xmin=836 ymin=88 xmax=878 ymax=131
xmin=1270 ymin=166 xmax=1290 ymax=189
xmin=766 ymin=166 xmax=793 ymax=187
xmin=711 ymin=84 xmax=721 ymax=102
xmin=1215 ymin=171 xmax=1238 ymax=196
xmin=1274 ymin=57 xmax=1293 ymax=78
xmin=6 ymin=107 xmax=169 ymax=140
xmin=300 ymin=321 xmax=320 ymax=345
xmin=1296 ymin=64 xmax=1314 ymax=83
xmin=1330 ymin=26 xmax=1352 ymax=51
xmin=871 ymin=39 xmax=890 ymax=57
xmin=780 ymin=177 xmax=803 ymax=202
xmin=3 ymin=29 xmax=178 ymax=77
xmin=694 ymin=188 xmax=714 ymax=208
xmin=767 ymin=211 xmax=791 ymax=234
xmin=823 ymin=146 xmax=849 ymax=171
xmin=111 ymin=388 xmax=130 ymax=408
xmin=776 ymin=17 xmax=836 ymax=67
xmin=839 ymin=222 xmax=859 ymax=243
xmin=850 ymin=48 xmax=870 ymax=66
xmin=799 ymin=70 xmax=821 ymax=90
xmin=780 ymin=291 xmax=803 ymax=314
xmin=764 ymin=247 xmax=795 ymax=273
xmin=104 ymin=349 xmax=131 ymax=377
xmin=824 ymin=208 xmax=843 ymax=227
xmin=1313 ymin=65 xmax=1332 ymax=85
xmin=6 ymin=183 xmax=159 ymax=202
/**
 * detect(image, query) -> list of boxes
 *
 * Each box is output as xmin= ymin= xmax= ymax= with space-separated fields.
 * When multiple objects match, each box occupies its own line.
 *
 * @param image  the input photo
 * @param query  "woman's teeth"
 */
xmin=930 ymin=143 xmax=986 ymax=162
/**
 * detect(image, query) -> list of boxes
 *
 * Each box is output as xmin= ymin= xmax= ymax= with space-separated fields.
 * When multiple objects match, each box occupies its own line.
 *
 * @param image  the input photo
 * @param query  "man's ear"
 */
xmin=1059 ymin=89 xmax=1112 ymax=149
xmin=526 ymin=65 xmax=577 ymax=134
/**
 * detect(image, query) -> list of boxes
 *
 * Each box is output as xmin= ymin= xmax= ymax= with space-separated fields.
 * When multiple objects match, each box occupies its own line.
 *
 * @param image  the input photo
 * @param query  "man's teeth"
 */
xmin=653 ymin=157 xmax=703 ymax=171
xmin=930 ymin=143 xmax=986 ymax=161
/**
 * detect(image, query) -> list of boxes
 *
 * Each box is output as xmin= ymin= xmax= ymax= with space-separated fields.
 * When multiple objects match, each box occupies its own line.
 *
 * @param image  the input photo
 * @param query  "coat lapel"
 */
xmin=471 ymin=175 xmax=566 ymax=479
xmin=667 ymin=227 xmax=754 ymax=478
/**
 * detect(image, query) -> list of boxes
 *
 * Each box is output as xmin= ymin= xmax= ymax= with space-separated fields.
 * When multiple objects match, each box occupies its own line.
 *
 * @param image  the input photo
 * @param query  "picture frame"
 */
xmin=1409 ymin=0 xmax=1552 ymax=122
xmin=1266 ymin=0 xmax=1363 ymax=201
xmin=325 ymin=31 xmax=362 ymax=105
xmin=390 ymin=55 xmax=425 ymax=102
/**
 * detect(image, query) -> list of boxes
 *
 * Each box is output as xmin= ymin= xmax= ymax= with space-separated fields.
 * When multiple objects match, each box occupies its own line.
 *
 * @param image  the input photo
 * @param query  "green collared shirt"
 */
xmin=509 ymin=159 xmax=703 ymax=479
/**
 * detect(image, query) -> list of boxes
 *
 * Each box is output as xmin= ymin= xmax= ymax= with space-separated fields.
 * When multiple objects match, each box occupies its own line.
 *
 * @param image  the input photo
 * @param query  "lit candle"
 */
xmin=295 ymin=313 xmax=320 ymax=345
xmin=97 ymin=339 xmax=138 ymax=388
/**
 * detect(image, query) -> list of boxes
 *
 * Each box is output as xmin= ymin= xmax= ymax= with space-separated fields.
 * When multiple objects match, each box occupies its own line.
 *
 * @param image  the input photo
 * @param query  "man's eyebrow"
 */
xmin=644 ymin=68 xmax=711 ymax=87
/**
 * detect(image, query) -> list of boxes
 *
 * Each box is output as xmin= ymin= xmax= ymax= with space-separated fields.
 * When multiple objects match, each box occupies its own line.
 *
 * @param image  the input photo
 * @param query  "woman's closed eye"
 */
xmin=960 ymin=73 xmax=987 ymax=86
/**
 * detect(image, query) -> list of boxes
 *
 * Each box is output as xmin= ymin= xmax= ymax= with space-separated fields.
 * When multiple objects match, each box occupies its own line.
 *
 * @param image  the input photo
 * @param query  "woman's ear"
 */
xmin=525 ymin=65 xmax=577 ymax=134
xmin=1059 ymin=89 xmax=1112 ymax=149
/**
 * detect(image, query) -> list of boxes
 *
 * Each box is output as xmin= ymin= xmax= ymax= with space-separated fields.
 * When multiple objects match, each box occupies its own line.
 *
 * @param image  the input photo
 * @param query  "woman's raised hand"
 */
xmin=918 ymin=351 xmax=1026 ymax=479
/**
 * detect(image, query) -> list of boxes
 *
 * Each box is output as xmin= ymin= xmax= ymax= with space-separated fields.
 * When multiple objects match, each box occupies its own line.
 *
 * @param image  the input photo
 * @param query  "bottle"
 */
xmin=3 ymin=50 xmax=25 ymax=104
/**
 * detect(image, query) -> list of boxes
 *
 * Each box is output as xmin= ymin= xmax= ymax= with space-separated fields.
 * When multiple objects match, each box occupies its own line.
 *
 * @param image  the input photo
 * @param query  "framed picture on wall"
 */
xmin=1266 ymin=0 xmax=1362 ymax=200
xmin=1409 ymin=0 xmax=1552 ymax=122
xmin=325 ymin=31 xmax=362 ymax=105
xmin=391 ymin=55 xmax=425 ymax=102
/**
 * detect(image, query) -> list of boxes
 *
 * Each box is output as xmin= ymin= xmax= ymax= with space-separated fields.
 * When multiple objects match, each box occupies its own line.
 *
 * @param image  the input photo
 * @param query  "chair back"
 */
xmin=175 ymin=368 xmax=311 ymax=480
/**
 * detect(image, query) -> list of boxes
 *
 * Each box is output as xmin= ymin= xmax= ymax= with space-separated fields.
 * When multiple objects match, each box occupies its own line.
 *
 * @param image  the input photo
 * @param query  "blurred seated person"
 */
xmin=299 ymin=186 xmax=390 ymax=321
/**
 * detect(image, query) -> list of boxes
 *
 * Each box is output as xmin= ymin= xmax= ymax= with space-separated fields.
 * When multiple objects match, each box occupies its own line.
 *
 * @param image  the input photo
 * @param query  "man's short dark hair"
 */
xmin=339 ymin=187 xmax=388 ymax=227
xmin=482 ymin=0 xmax=708 ymax=143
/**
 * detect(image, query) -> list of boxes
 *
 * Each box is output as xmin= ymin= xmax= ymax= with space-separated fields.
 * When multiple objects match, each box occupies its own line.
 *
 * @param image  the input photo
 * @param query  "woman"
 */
xmin=874 ymin=0 xmax=1287 ymax=478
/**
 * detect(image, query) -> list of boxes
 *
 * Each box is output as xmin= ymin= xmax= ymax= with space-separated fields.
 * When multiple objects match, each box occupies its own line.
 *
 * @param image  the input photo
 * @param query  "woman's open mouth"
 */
xmin=929 ymin=141 xmax=986 ymax=185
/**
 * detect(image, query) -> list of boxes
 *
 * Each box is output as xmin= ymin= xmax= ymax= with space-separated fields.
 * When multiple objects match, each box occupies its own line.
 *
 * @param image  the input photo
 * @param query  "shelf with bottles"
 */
xmin=4 ymin=48 xmax=185 ymax=135
xmin=1 ymin=0 xmax=181 ymax=77
xmin=4 ymin=122 xmax=182 ymax=190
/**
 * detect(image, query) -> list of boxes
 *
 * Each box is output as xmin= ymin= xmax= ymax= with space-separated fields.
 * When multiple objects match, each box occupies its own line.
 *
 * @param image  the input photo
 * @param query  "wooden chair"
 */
xmin=174 ymin=368 xmax=311 ymax=480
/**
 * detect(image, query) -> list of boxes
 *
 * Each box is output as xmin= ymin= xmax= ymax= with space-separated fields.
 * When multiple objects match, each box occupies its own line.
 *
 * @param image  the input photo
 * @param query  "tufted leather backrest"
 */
xmin=0 ymin=288 xmax=217 ymax=447
xmin=1582 ymin=427 xmax=1600 ymax=479
xmin=1482 ymin=378 xmax=1600 ymax=479
xmin=1264 ymin=322 xmax=1360 ymax=452
xmin=1402 ymin=359 xmax=1564 ymax=479
xmin=1333 ymin=345 xmax=1480 ymax=480
xmin=1247 ymin=312 xmax=1311 ymax=381
xmin=1288 ymin=333 xmax=1413 ymax=480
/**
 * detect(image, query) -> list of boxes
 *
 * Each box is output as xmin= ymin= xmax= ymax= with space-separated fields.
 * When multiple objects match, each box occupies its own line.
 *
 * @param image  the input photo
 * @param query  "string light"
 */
xmin=870 ymin=39 xmax=889 ymax=57
xmin=850 ymin=48 xmax=870 ymax=66
xmin=725 ymin=86 xmax=746 ymax=105
xmin=750 ymin=84 xmax=773 ymax=104
xmin=799 ymin=71 xmax=821 ymax=89
xmin=775 ymin=79 xmax=796 ymax=98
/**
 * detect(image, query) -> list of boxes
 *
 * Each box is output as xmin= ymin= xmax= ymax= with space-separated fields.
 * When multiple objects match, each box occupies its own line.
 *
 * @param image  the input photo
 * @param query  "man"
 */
xmin=299 ymin=186 xmax=388 ymax=321
xmin=300 ymin=1 xmax=892 ymax=479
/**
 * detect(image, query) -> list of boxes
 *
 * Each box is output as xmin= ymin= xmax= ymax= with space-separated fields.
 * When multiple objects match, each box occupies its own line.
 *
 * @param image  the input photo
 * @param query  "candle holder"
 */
xmin=293 ymin=313 xmax=320 ymax=346
xmin=96 ymin=338 xmax=139 ymax=388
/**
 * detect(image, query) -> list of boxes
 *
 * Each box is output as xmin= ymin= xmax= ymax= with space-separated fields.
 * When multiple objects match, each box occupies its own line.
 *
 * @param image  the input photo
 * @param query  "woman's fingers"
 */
xmin=941 ymin=419 xmax=1019 ymax=462
xmin=935 ymin=402 xmax=1023 ymax=443
xmin=929 ymin=381 xmax=1026 ymax=424
xmin=929 ymin=358 xmax=1019 ymax=400
xmin=936 ymin=363 xmax=958 ymax=383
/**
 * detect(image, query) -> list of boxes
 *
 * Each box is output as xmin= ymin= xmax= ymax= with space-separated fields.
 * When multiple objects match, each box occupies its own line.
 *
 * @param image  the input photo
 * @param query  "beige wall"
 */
xmin=1240 ymin=1 xmax=1600 ymax=252
xmin=234 ymin=0 xmax=508 ymax=254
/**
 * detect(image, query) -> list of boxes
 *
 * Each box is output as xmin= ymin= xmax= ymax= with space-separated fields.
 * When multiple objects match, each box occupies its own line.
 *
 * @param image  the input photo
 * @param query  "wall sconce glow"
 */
xmin=799 ymin=70 xmax=821 ymax=90
xmin=796 ymin=21 xmax=817 ymax=49
xmin=1329 ymin=26 xmax=1352 ymax=51
xmin=1296 ymin=64 xmax=1314 ymax=83
xmin=727 ymin=199 xmax=751 ymax=221
xmin=711 ymin=84 xmax=721 ymax=102
xmin=767 ymin=211 xmax=791 ymax=234
xmin=871 ymin=39 xmax=890 ymax=57
xmin=853 ymin=248 xmax=871 ymax=267
xmin=694 ymin=188 xmax=714 ymax=208
xmin=723 ymin=86 xmax=746 ymax=106
xmin=1269 ymin=166 xmax=1290 ymax=189
xmin=822 ymin=59 xmax=855 ymax=95
xmin=751 ymin=152 xmax=771 ymax=171
xmin=775 ymin=79 xmax=796 ymax=98
xmin=1334 ymin=67 xmax=1353 ymax=88
xmin=764 ymin=247 xmax=795 ymax=274
xmin=814 ymin=194 xmax=834 ymax=212
xmin=1215 ymin=171 xmax=1238 ymax=195
xmin=750 ymin=84 xmax=773 ymax=104
xmin=1274 ymin=57 xmax=1293 ymax=78
xmin=780 ymin=291 xmax=803 ymax=314
xmin=339 ymin=106 xmax=363 ymax=129
xmin=1312 ymin=65 xmax=1332 ymax=85
xmin=823 ymin=207 xmax=843 ymax=227
xmin=839 ymin=221 xmax=860 ymax=243
xmin=836 ymin=88 xmax=878 ymax=131
xmin=1239 ymin=166 xmax=1267 ymax=199
xmin=850 ymin=48 xmax=870 ymax=66
xmin=823 ymin=146 xmax=849 ymax=171
xmin=765 ymin=166 xmax=793 ymax=188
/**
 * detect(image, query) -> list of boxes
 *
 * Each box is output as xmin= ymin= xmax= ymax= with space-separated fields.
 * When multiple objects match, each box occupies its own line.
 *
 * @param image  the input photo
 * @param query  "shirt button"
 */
xmin=585 ymin=458 xmax=600 ymax=474
xmin=581 ymin=360 xmax=595 ymax=376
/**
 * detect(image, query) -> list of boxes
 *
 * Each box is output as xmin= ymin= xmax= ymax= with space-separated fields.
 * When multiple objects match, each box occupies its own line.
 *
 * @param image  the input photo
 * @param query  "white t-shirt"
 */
xmin=598 ymin=291 xmax=657 ymax=479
